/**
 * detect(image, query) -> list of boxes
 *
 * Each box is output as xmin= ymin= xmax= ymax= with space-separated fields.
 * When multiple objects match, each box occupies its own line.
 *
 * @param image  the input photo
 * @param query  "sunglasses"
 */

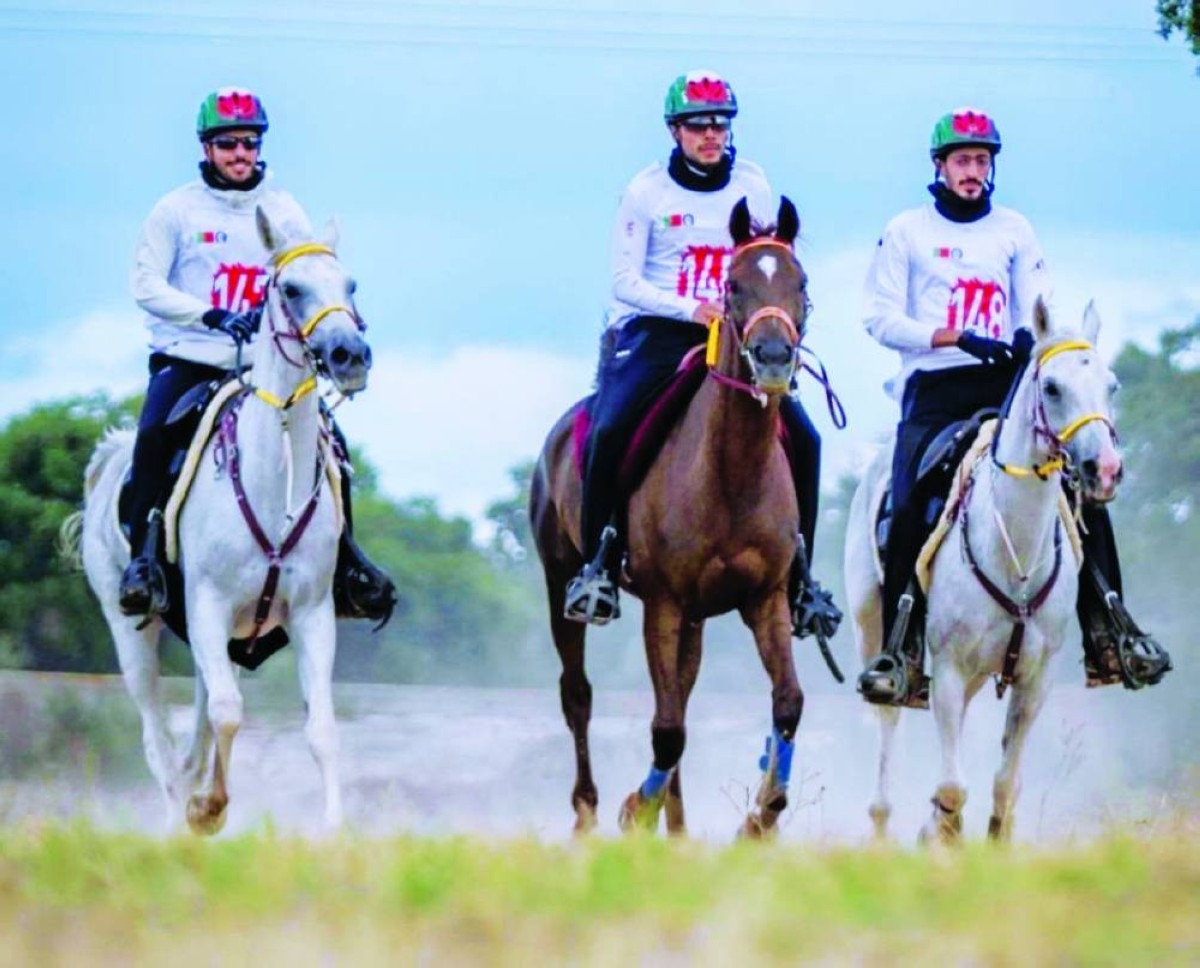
xmin=679 ymin=117 xmax=731 ymax=134
xmin=209 ymin=135 xmax=262 ymax=151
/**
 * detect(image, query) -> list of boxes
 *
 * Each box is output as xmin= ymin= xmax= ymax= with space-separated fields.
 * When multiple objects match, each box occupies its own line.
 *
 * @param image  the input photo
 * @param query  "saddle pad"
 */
xmin=914 ymin=419 xmax=1083 ymax=594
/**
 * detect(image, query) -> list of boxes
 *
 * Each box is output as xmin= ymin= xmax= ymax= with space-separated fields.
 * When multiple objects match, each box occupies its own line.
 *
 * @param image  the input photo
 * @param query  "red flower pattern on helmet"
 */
xmin=685 ymin=77 xmax=729 ymax=105
xmin=952 ymin=110 xmax=993 ymax=136
xmin=217 ymin=92 xmax=260 ymax=120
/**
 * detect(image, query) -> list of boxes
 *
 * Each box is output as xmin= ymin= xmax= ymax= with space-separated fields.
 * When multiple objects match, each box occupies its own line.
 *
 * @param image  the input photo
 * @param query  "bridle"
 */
xmin=991 ymin=339 xmax=1116 ymax=482
xmin=236 ymin=242 xmax=366 ymax=412
xmin=706 ymin=237 xmax=803 ymax=406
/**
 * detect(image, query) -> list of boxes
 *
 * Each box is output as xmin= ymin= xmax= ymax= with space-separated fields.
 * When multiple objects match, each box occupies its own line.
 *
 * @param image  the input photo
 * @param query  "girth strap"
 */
xmin=217 ymin=393 xmax=325 ymax=654
xmin=960 ymin=474 xmax=1064 ymax=699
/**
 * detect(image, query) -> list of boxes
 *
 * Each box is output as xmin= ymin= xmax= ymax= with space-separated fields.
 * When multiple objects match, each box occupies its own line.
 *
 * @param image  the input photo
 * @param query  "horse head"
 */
xmin=720 ymin=197 xmax=808 ymax=397
xmin=1025 ymin=296 xmax=1122 ymax=502
xmin=256 ymin=206 xmax=373 ymax=397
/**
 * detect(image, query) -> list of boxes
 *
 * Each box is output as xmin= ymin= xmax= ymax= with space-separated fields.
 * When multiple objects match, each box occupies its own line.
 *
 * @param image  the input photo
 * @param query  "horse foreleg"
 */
xmin=292 ymin=602 xmax=343 ymax=833
xmin=620 ymin=599 xmax=686 ymax=835
xmin=664 ymin=620 xmax=704 ymax=837
xmin=920 ymin=658 xmax=970 ymax=847
xmin=105 ymin=606 xmax=182 ymax=831
xmin=990 ymin=669 xmax=1049 ymax=842
xmin=870 ymin=704 xmax=901 ymax=840
xmin=180 ymin=673 xmax=212 ymax=800
xmin=740 ymin=593 xmax=804 ymax=840
xmin=547 ymin=580 xmax=598 ymax=835
xmin=184 ymin=589 xmax=242 ymax=836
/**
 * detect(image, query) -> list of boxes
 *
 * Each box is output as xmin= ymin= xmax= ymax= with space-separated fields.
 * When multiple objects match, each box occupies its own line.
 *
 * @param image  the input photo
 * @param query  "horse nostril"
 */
xmin=363 ymin=346 xmax=373 ymax=369
xmin=1081 ymin=459 xmax=1098 ymax=480
xmin=330 ymin=346 xmax=350 ymax=367
xmin=753 ymin=342 xmax=791 ymax=367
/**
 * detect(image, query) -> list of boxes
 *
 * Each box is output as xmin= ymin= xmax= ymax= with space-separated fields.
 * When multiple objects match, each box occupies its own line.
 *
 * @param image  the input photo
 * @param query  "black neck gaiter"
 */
xmin=927 ymin=180 xmax=992 ymax=223
xmin=667 ymin=147 xmax=734 ymax=192
xmin=200 ymin=160 xmax=267 ymax=193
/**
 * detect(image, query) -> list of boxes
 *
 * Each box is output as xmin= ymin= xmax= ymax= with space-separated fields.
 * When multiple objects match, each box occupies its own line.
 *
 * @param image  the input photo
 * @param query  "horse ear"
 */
xmin=1032 ymin=295 xmax=1052 ymax=342
xmin=1081 ymin=299 xmax=1102 ymax=344
xmin=729 ymin=197 xmax=753 ymax=246
xmin=320 ymin=216 xmax=340 ymax=252
xmin=775 ymin=196 xmax=799 ymax=246
xmin=256 ymin=205 xmax=282 ymax=253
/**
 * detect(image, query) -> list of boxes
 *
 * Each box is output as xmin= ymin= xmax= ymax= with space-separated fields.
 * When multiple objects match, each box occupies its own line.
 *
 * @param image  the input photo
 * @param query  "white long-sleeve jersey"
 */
xmin=862 ymin=201 xmax=1052 ymax=398
xmin=130 ymin=171 xmax=312 ymax=369
xmin=607 ymin=158 xmax=773 ymax=328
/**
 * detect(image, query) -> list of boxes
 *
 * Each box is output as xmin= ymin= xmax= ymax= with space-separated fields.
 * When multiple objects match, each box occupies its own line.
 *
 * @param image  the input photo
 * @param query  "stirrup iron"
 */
xmin=1085 ymin=563 xmax=1172 ymax=690
xmin=857 ymin=590 xmax=929 ymax=709
xmin=791 ymin=534 xmax=844 ymax=682
xmin=563 ymin=525 xmax=621 ymax=625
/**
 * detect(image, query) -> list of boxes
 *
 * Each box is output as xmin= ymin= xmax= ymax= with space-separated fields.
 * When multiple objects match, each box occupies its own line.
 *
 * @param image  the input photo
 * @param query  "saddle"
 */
xmin=572 ymin=348 xmax=796 ymax=497
xmin=116 ymin=378 xmax=343 ymax=670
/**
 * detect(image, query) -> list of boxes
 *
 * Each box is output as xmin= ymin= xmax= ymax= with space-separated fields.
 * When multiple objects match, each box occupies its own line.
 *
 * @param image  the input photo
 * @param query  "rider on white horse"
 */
xmin=565 ymin=70 xmax=840 ymax=641
xmin=119 ymin=87 xmax=395 ymax=625
xmin=857 ymin=107 xmax=1171 ymax=705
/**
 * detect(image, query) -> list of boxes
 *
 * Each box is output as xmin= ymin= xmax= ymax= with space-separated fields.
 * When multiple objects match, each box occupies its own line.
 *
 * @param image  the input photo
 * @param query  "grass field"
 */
xmin=2 ymin=823 xmax=1198 ymax=965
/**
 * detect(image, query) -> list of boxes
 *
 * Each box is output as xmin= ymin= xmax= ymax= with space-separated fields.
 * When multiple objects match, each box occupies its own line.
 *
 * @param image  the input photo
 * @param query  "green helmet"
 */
xmin=929 ymin=107 xmax=1001 ymax=160
xmin=196 ymin=87 xmax=269 ymax=141
xmin=664 ymin=70 xmax=738 ymax=123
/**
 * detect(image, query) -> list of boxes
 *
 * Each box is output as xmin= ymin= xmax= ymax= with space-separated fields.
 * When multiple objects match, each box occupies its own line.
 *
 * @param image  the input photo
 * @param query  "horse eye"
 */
xmin=283 ymin=283 xmax=301 ymax=300
xmin=347 ymin=279 xmax=358 ymax=295
xmin=1044 ymin=379 xmax=1061 ymax=399
xmin=728 ymin=280 xmax=741 ymax=296
xmin=1109 ymin=378 xmax=1121 ymax=397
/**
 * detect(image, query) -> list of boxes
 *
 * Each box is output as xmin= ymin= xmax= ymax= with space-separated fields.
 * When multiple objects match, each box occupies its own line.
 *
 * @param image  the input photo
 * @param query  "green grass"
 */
xmin=2 ymin=823 xmax=1198 ymax=965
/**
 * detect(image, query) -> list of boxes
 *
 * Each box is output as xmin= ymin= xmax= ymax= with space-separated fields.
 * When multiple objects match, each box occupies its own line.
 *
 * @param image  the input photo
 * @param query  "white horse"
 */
xmin=66 ymin=206 xmax=370 ymax=835
xmin=845 ymin=298 xmax=1122 ymax=844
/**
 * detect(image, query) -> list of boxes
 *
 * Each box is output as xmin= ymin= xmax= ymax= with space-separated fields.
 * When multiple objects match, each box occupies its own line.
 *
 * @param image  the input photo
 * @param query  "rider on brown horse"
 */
xmin=564 ymin=70 xmax=841 ymax=642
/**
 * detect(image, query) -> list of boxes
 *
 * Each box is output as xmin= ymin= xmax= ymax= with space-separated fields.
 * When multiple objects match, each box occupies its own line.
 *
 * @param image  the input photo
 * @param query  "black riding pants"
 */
xmin=581 ymin=315 xmax=822 ymax=564
xmin=127 ymin=353 xmax=225 ymax=551
xmin=882 ymin=364 xmax=1017 ymax=641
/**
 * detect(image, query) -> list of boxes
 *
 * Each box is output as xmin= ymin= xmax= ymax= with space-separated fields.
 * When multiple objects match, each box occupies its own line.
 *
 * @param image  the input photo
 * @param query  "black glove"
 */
xmin=1011 ymin=328 xmax=1035 ymax=365
xmin=202 ymin=307 xmax=257 ymax=343
xmin=957 ymin=331 xmax=1016 ymax=366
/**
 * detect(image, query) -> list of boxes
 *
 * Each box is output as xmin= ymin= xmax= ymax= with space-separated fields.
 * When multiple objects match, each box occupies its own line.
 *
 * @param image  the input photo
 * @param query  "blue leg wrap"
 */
xmin=757 ymin=728 xmax=795 ymax=789
xmin=639 ymin=765 xmax=671 ymax=799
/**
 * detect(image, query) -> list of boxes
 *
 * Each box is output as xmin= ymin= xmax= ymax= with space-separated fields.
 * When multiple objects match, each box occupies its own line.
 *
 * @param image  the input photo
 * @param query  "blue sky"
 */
xmin=2 ymin=0 xmax=1197 ymax=522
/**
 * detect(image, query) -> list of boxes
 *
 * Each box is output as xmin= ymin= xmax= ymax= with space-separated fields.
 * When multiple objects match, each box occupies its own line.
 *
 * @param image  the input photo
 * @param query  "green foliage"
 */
xmin=0 ymin=394 xmax=140 ymax=674
xmin=1157 ymin=0 xmax=1200 ymax=65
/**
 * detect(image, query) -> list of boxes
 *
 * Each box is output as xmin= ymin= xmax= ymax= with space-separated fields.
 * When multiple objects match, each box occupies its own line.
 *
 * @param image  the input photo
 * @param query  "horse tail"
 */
xmin=58 ymin=427 xmax=135 ymax=570
xmin=58 ymin=510 xmax=85 ymax=571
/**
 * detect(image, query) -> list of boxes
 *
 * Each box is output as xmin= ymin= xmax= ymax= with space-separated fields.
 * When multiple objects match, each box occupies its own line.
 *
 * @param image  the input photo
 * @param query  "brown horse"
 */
xmin=530 ymin=197 xmax=812 ymax=838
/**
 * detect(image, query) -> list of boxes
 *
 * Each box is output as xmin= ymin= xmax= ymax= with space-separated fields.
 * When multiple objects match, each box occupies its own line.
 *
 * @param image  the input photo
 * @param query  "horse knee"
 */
xmin=652 ymin=725 xmax=686 ymax=771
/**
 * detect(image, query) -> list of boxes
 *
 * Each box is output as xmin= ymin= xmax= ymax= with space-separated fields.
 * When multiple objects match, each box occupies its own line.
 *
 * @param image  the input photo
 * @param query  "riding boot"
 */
xmin=780 ymin=396 xmax=842 ymax=640
xmin=857 ymin=494 xmax=931 ymax=709
xmin=1076 ymin=503 xmax=1171 ymax=689
xmin=332 ymin=466 xmax=398 ymax=626
xmin=119 ymin=507 xmax=170 ymax=619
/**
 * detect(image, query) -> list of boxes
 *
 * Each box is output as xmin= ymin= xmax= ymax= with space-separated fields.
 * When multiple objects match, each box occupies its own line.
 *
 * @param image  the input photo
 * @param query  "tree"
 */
xmin=1157 ymin=0 xmax=1200 ymax=66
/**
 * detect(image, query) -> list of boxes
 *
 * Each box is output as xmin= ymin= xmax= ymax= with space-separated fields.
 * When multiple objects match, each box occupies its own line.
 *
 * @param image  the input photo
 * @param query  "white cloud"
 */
xmin=0 ymin=310 xmax=146 ymax=421
xmin=335 ymin=345 xmax=595 ymax=522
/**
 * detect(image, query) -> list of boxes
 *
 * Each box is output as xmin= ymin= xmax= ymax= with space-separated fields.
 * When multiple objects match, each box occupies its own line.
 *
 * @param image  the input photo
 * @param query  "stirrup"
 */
xmin=118 ymin=556 xmax=169 ymax=621
xmin=1085 ymin=591 xmax=1173 ymax=690
xmin=857 ymin=592 xmax=929 ymax=709
xmin=792 ymin=580 xmax=843 ymax=640
xmin=334 ymin=536 xmax=398 ymax=628
xmin=564 ymin=571 xmax=620 ymax=625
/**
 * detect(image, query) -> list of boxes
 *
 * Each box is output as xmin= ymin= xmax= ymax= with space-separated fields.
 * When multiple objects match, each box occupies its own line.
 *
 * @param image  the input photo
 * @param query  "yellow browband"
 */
xmin=252 ymin=243 xmax=346 ymax=411
xmin=998 ymin=338 xmax=1108 ymax=480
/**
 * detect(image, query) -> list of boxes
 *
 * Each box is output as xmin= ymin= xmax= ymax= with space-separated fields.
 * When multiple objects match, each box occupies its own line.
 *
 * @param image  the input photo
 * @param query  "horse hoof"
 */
xmin=186 ymin=795 xmax=228 ymax=836
xmin=618 ymin=791 xmax=658 ymax=833
xmin=987 ymin=815 xmax=1011 ymax=842
xmin=573 ymin=804 xmax=598 ymax=836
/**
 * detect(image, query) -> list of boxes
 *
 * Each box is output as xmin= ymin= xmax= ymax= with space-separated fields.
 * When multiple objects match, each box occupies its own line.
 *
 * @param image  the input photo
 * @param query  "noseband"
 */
xmin=993 ymin=339 xmax=1117 ymax=481
xmin=241 ymin=242 xmax=365 ymax=411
